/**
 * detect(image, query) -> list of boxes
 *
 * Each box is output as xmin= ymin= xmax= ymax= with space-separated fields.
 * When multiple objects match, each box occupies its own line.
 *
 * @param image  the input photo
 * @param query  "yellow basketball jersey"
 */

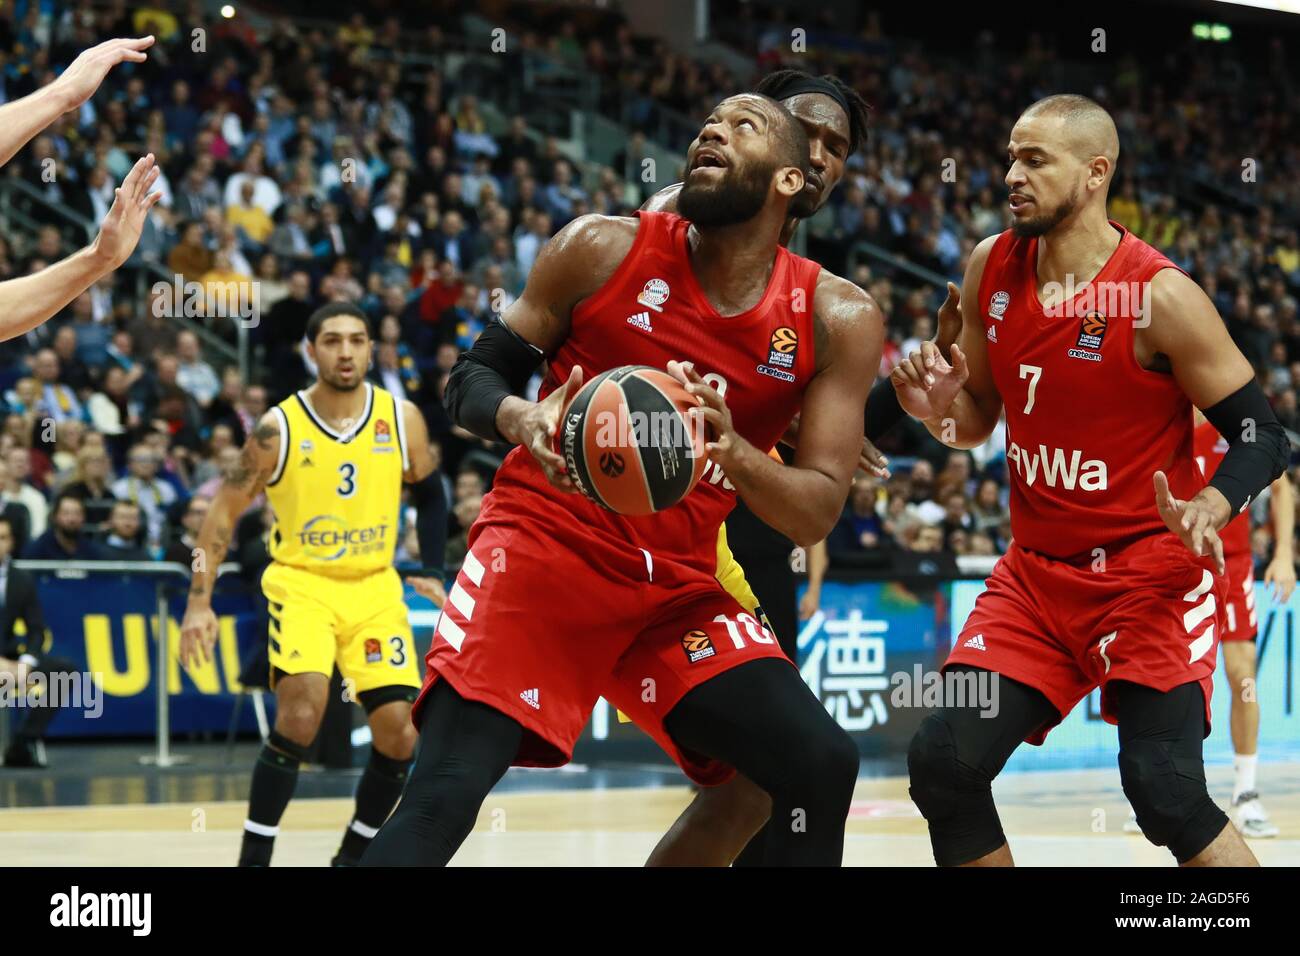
xmin=265 ymin=383 xmax=409 ymax=577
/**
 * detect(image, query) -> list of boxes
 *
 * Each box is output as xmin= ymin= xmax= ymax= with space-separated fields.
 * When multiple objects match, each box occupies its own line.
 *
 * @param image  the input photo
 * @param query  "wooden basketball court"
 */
xmin=3 ymin=761 xmax=1296 ymax=866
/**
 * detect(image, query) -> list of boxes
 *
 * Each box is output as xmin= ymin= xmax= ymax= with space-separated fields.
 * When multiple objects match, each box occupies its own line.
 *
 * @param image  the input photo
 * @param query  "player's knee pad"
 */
xmin=266 ymin=729 xmax=310 ymax=765
xmin=1118 ymin=737 xmax=1228 ymax=863
xmin=907 ymin=714 xmax=1004 ymax=866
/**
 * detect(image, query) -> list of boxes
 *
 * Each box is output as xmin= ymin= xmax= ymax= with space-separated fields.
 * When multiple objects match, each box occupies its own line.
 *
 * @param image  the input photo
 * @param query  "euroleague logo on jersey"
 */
xmin=1069 ymin=310 xmax=1108 ymax=362
xmin=681 ymin=629 xmax=717 ymax=663
xmin=767 ymin=326 xmax=798 ymax=369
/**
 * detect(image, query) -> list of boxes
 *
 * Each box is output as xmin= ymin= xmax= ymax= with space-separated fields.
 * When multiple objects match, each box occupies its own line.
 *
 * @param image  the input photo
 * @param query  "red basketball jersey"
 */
xmin=487 ymin=210 xmax=821 ymax=573
xmin=978 ymin=222 xmax=1201 ymax=560
xmin=1193 ymin=419 xmax=1252 ymax=557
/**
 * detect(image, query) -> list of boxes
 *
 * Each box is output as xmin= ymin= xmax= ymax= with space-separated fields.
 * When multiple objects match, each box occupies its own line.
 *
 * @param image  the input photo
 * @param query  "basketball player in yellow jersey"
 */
xmin=180 ymin=303 xmax=445 ymax=866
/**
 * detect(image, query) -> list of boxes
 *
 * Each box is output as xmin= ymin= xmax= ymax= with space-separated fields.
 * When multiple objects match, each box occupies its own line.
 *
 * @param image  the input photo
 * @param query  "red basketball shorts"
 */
xmin=415 ymin=503 xmax=790 ymax=782
xmin=947 ymin=532 xmax=1226 ymax=744
xmin=1220 ymin=551 xmax=1257 ymax=642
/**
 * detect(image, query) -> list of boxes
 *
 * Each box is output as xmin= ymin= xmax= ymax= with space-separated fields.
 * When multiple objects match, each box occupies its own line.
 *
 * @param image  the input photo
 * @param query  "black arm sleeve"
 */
xmin=1201 ymin=380 xmax=1291 ymax=517
xmin=864 ymin=377 xmax=906 ymax=442
xmin=444 ymin=318 xmax=544 ymax=442
xmin=407 ymin=472 xmax=448 ymax=582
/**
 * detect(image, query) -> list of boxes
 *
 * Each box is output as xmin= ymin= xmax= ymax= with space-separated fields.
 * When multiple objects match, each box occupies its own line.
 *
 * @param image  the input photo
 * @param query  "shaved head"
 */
xmin=1005 ymin=95 xmax=1121 ymax=238
xmin=1020 ymin=94 xmax=1119 ymax=168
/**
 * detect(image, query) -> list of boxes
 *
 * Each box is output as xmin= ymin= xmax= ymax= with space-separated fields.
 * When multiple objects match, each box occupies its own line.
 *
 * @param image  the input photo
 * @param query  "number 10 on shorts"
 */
xmin=715 ymin=613 xmax=774 ymax=649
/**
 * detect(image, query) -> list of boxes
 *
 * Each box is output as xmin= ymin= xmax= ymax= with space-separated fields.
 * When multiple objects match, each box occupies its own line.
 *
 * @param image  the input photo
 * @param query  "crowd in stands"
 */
xmin=0 ymin=1 xmax=1296 ymax=579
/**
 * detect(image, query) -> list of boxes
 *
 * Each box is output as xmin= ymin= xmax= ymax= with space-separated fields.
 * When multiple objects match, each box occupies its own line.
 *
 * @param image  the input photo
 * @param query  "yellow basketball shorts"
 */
xmin=262 ymin=562 xmax=420 ymax=695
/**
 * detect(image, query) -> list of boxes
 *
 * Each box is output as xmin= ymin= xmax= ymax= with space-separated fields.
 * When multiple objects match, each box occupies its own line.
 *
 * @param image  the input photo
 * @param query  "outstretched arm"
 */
xmin=0 ymin=37 xmax=154 ymax=169
xmin=0 ymin=155 xmax=162 ymax=342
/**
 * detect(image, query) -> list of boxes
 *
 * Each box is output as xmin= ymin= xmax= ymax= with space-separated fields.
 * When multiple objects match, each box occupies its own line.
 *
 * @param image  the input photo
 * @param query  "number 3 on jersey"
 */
xmin=1019 ymin=364 xmax=1042 ymax=414
xmin=337 ymin=462 xmax=357 ymax=497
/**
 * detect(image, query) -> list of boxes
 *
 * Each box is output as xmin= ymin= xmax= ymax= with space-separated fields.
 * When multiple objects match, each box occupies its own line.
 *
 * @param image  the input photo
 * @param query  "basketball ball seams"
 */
xmin=612 ymin=375 xmax=659 ymax=513
xmin=626 ymin=373 xmax=703 ymax=508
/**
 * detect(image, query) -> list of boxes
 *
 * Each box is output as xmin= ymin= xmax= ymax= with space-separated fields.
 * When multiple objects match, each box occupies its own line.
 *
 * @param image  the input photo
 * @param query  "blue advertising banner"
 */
xmin=19 ymin=571 xmax=443 ymax=740
xmin=794 ymin=579 xmax=947 ymax=755
xmin=18 ymin=568 xmax=264 ymax=738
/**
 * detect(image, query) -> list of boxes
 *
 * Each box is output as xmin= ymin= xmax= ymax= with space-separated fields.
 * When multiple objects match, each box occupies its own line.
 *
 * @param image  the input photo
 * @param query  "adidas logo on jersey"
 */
xmin=963 ymin=633 xmax=986 ymax=650
xmin=987 ymin=325 xmax=997 ymax=343
xmin=519 ymin=688 xmax=540 ymax=709
xmin=627 ymin=311 xmax=654 ymax=333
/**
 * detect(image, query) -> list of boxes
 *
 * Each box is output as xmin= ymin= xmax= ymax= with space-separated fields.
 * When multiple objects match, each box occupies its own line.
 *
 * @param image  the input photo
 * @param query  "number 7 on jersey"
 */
xmin=1019 ymin=364 xmax=1042 ymax=414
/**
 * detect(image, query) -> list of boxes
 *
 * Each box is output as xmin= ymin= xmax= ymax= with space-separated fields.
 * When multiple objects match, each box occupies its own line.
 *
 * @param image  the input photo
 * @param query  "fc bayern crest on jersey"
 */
xmin=989 ymin=291 xmax=1011 ymax=319
xmin=636 ymin=278 xmax=670 ymax=312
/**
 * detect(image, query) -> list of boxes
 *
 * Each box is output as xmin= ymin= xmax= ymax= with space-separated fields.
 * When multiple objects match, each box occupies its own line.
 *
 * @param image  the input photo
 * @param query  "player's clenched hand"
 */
xmin=51 ymin=36 xmax=154 ymax=111
xmin=891 ymin=341 xmax=968 ymax=424
xmin=1153 ymin=471 xmax=1228 ymax=575
xmin=782 ymin=414 xmax=889 ymax=478
xmin=179 ymin=605 xmax=219 ymax=669
xmin=524 ymin=364 xmax=581 ymax=492
xmin=91 ymin=154 xmax=163 ymax=270
xmin=1264 ymin=553 xmax=1296 ymax=603
xmin=670 ymin=360 xmax=739 ymax=467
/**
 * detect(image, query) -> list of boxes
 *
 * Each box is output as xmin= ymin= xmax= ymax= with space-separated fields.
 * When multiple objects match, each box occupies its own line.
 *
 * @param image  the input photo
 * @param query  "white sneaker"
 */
xmin=1233 ymin=791 xmax=1280 ymax=839
xmin=1123 ymin=808 xmax=1143 ymax=834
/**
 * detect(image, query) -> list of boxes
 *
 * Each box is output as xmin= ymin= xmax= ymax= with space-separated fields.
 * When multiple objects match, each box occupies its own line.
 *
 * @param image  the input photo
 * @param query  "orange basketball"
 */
xmin=555 ymin=365 xmax=710 ymax=515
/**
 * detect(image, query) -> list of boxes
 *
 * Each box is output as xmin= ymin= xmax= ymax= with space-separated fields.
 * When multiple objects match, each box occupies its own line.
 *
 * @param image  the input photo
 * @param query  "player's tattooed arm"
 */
xmin=892 ymin=234 xmax=1003 ymax=447
xmin=186 ymin=413 xmax=280 ymax=604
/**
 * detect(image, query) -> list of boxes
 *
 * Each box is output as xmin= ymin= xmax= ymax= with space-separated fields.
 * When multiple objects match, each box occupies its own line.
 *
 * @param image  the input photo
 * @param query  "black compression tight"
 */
xmin=666 ymin=658 xmax=859 ymax=866
xmin=360 ymin=681 xmax=521 ymax=867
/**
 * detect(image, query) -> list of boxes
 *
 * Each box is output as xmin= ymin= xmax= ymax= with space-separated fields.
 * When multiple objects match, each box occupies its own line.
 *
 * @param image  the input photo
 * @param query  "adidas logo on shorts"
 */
xmin=963 ymin=633 xmax=987 ymax=650
xmin=519 ymin=688 xmax=540 ymax=710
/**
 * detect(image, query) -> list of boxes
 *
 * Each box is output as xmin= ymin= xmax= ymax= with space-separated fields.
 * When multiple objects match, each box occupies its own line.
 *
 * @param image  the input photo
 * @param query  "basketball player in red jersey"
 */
xmin=362 ymin=93 xmax=883 ymax=866
xmin=1185 ymin=413 xmax=1292 ymax=837
xmin=633 ymin=71 xmax=960 ymax=867
xmin=892 ymin=95 xmax=1288 ymax=866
